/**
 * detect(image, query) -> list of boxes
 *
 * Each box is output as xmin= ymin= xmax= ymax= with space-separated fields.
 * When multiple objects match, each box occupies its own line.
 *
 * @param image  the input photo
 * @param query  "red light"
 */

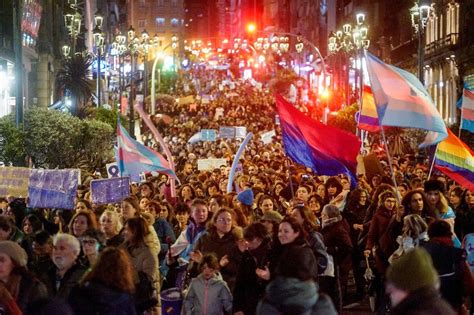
xmin=246 ymin=23 xmax=256 ymax=33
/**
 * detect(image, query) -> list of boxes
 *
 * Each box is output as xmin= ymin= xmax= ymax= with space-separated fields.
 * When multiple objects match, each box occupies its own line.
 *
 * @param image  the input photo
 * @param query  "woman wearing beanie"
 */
xmin=386 ymin=247 xmax=455 ymax=315
xmin=0 ymin=240 xmax=48 ymax=312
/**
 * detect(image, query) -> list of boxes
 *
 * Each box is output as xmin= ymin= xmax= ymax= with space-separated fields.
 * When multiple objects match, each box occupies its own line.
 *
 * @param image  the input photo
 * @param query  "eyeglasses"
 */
xmin=81 ymin=239 xmax=97 ymax=245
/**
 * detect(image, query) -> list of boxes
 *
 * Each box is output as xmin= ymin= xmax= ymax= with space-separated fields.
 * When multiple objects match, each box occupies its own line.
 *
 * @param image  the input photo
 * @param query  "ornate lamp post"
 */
xmin=410 ymin=0 xmax=431 ymax=84
xmin=93 ymin=10 xmax=105 ymax=107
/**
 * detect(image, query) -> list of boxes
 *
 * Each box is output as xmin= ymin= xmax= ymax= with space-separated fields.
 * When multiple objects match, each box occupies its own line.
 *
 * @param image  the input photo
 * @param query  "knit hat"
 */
xmin=424 ymin=179 xmax=445 ymax=193
xmin=237 ymin=189 xmax=254 ymax=206
xmin=0 ymin=241 xmax=28 ymax=267
xmin=260 ymin=210 xmax=283 ymax=223
xmin=386 ymin=248 xmax=438 ymax=292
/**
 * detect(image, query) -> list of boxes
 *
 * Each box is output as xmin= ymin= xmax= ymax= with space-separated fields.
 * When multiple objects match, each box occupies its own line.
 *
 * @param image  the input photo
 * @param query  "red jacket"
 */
xmin=366 ymin=207 xmax=393 ymax=272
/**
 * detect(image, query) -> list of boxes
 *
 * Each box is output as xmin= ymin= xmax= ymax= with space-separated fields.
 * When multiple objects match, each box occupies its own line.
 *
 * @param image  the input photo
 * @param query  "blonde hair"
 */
xmin=99 ymin=210 xmax=123 ymax=235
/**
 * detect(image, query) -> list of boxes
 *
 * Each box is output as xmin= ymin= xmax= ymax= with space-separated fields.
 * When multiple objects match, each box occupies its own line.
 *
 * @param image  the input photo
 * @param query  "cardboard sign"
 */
xmin=178 ymin=95 xmax=195 ymax=105
xmin=91 ymin=177 xmax=130 ymax=205
xmin=261 ymin=130 xmax=276 ymax=144
xmin=0 ymin=167 xmax=30 ymax=197
xmin=235 ymin=127 xmax=247 ymax=139
xmin=28 ymin=169 xmax=80 ymax=209
xmin=201 ymin=129 xmax=217 ymax=141
xmin=219 ymin=126 xmax=235 ymax=139
xmin=197 ymin=158 xmax=227 ymax=171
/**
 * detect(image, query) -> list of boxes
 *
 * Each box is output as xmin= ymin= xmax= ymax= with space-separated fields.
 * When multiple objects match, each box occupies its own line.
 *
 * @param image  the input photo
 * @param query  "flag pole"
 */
xmin=380 ymin=126 xmax=401 ymax=203
xmin=427 ymin=144 xmax=439 ymax=180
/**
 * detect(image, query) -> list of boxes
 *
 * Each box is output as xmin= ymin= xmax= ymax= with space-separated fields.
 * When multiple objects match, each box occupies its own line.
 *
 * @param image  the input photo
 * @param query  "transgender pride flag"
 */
xmin=365 ymin=52 xmax=448 ymax=147
xmin=461 ymin=87 xmax=474 ymax=133
xmin=116 ymin=122 xmax=178 ymax=182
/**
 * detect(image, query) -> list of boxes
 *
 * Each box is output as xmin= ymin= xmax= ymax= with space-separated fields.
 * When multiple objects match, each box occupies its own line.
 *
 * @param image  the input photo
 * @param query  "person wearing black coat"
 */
xmin=321 ymin=204 xmax=353 ymax=308
xmin=233 ymin=223 xmax=274 ymax=315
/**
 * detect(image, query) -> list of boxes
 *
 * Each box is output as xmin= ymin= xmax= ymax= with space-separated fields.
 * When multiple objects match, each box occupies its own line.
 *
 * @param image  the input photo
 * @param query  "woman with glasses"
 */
xmin=188 ymin=207 xmax=242 ymax=291
xmin=80 ymin=229 xmax=106 ymax=267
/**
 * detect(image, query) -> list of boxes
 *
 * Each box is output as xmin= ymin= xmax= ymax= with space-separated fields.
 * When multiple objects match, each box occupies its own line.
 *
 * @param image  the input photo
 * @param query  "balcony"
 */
xmin=425 ymin=33 xmax=459 ymax=57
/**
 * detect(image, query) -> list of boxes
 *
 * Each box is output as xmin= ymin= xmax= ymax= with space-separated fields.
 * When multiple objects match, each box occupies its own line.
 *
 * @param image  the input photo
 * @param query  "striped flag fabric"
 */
xmin=276 ymin=94 xmax=361 ymax=187
xmin=116 ymin=122 xmax=178 ymax=182
xmin=359 ymin=85 xmax=381 ymax=132
xmin=365 ymin=52 xmax=448 ymax=147
xmin=435 ymin=128 xmax=474 ymax=192
xmin=461 ymin=87 xmax=474 ymax=133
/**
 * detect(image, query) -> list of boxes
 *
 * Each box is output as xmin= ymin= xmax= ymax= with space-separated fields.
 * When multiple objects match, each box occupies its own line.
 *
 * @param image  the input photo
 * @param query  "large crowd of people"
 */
xmin=0 ymin=68 xmax=474 ymax=315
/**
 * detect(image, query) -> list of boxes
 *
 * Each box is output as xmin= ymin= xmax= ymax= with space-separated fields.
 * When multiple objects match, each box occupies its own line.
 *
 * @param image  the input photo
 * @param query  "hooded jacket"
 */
xmin=182 ymin=272 xmax=232 ymax=315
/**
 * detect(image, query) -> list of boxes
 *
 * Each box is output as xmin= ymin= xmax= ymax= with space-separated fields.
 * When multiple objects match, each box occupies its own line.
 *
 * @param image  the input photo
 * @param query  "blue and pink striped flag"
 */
xmin=115 ymin=122 xmax=178 ymax=182
xmin=365 ymin=52 xmax=448 ymax=147
xmin=461 ymin=87 xmax=474 ymax=133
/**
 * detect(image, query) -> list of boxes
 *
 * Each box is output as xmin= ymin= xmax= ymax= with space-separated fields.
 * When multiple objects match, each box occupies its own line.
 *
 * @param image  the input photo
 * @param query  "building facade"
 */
xmin=126 ymin=0 xmax=185 ymax=53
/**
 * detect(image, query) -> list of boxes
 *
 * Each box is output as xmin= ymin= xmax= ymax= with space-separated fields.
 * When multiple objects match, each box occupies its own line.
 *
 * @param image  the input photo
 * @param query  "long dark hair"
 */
xmin=124 ymin=217 xmax=149 ymax=246
xmin=81 ymin=247 xmax=135 ymax=294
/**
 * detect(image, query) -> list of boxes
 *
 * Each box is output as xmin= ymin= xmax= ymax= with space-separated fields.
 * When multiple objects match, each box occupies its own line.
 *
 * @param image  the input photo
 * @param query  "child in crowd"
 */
xmin=182 ymin=254 xmax=232 ymax=315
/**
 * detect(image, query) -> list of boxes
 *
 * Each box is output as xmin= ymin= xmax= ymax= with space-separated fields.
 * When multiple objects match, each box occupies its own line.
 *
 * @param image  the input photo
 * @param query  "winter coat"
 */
xmin=343 ymin=203 xmax=369 ymax=248
xmin=256 ymin=277 xmax=337 ymax=315
xmin=69 ymin=280 xmax=136 ymax=315
xmin=321 ymin=218 xmax=353 ymax=269
xmin=390 ymin=287 xmax=455 ymax=315
xmin=190 ymin=228 xmax=242 ymax=291
xmin=121 ymin=242 xmax=159 ymax=282
xmin=232 ymin=238 xmax=273 ymax=315
xmin=423 ymin=237 xmax=472 ymax=312
xmin=182 ymin=273 xmax=232 ymax=315
xmin=366 ymin=207 xmax=393 ymax=273
xmin=454 ymin=204 xmax=474 ymax=241
xmin=153 ymin=218 xmax=176 ymax=260
xmin=44 ymin=262 xmax=87 ymax=300
xmin=271 ymin=238 xmax=318 ymax=281
xmin=16 ymin=273 xmax=48 ymax=313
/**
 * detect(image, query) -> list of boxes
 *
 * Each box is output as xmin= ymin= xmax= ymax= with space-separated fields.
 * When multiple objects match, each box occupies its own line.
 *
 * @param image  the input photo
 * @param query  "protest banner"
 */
xmin=91 ymin=177 xmax=130 ymax=205
xmin=235 ymin=127 xmax=247 ymax=139
xmin=28 ymin=169 xmax=80 ymax=210
xmin=201 ymin=95 xmax=210 ymax=104
xmin=197 ymin=158 xmax=227 ymax=171
xmin=178 ymin=95 xmax=195 ymax=105
xmin=201 ymin=129 xmax=217 ymax=141
xmin=0 ymin=167 xmax=30 ymax=197
xmin=219 ymin=126 xmax=235 ymax=139
xmin=260 ymin=130 xmax=276 ymax=144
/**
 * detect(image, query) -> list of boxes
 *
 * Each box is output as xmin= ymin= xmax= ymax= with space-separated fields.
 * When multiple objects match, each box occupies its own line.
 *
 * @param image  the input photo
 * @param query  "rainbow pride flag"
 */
xmin=434 ymin=128 xmax=474 ymax=191
xmin=359 ymin=85 xmax=381 ymax=132
xmin=116 ymin=122 xmax=178 ymax=182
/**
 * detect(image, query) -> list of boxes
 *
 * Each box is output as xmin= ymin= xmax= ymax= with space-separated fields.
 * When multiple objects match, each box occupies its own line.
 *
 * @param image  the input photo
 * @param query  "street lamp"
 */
xmin=64 ymin=3 xmax=82 ymax=54
xmin=410 ymin=0 xmax=431 ymax=84
xmin=295 ymin=33 xmax=304 ymax=77
xmin=328 ymin=13 xmax=370 ymax=110
xmin=93 ymin=10 xmax=105 ymax=107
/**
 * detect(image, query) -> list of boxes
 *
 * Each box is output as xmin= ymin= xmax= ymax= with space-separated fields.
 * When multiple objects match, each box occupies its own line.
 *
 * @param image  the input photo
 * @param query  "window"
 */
xmin=138 ymin=19 xmax=146 ymax=28
xmin=156 ymin=17 xmax=165 ymax=26
xmin=157 ymin=0 xmax=164 ymax=6
xmin=172 ymin=0 xmax=178 ymax=7
xmin=139 ymin=0 xmax=146 ymax=8
xmin=171 ymin=18 xmax=179 ymax=27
